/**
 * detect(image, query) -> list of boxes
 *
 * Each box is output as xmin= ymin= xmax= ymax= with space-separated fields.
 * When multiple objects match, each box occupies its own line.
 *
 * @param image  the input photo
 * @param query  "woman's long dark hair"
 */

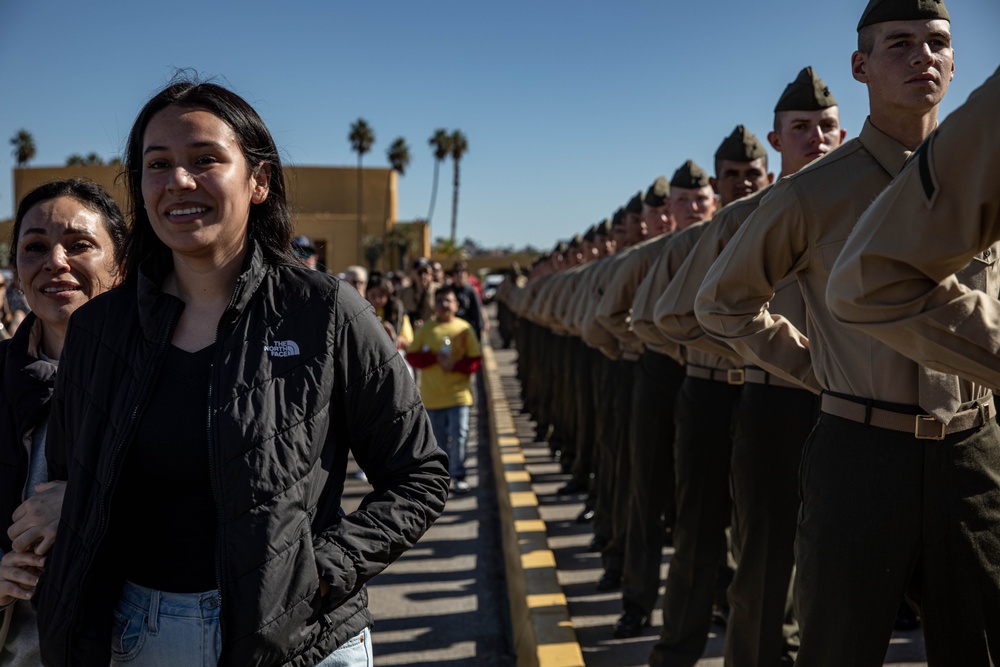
xmin=119 ymin=76 xmax=295 ymax=281
xmin=367 ymin=273 xmax=403 ymax=333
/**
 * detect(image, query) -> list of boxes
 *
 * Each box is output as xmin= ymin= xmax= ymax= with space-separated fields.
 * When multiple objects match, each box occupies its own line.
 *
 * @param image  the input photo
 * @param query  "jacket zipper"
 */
xmin=208 ymin=272 xmax=247 ymax=659
xmin=64 ymin=308 xmax=179 ymax=665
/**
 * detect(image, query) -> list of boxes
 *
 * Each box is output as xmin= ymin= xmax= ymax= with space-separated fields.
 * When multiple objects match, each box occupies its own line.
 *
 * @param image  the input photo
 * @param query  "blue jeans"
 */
xmin=110 ymin=581 xmax=372 ymax=666
xmin=316 ymin=627 xmax=373 ymax=666
xmin=427 ymin=404 xmax=470 ymax=479
xmin=111 ymin=581 xmax=221 ymax=666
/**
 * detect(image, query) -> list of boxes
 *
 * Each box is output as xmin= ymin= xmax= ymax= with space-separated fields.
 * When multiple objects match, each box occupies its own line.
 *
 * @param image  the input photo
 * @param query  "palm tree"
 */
xmin=448 ymin=130 xmax=469 ymax=243
xmin=426 ymin=129 xmax=451 ymax=226
xmin=384 ymin=138 xmax=411 ymax=237
xmin=386 ymin=137 xmax=411 ymax=175
xmin=10 ymin=129 xmax=36 ymax=167
xmin=67 ymin=152 xmax=106 ymax=166
xmin=349 ymin=118 xmax=375 ymax=261
xmin=386 ymin=224 xmax=415 ymax=271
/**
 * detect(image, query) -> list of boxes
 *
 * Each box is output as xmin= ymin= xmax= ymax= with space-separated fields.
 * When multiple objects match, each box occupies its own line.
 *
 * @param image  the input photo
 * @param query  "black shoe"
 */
xmin=559 ymin=455 xmax=575 ymax=474
xmin=596 ymin=569 xmax=622 ymax=592
xmin=894 ymin=601 xmax=921 ymax=631
xmin=587 ymin=535 xmax=607 ymax=552
xmin=577 ymin=508 xmax=596 ymax=524
xmin=613 ymin=609 xmax=651 ymax=638
xmin=558 ymin=478 xmax=588 ymax=495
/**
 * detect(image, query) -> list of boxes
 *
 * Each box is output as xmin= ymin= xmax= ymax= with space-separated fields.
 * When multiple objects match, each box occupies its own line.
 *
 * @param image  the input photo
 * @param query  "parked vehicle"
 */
xmin=482 ymin=273 xmax=505 ymax=304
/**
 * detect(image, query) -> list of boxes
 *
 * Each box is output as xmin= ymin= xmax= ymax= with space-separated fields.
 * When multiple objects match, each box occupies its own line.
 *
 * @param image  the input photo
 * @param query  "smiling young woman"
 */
xmin=33 ymin=80 xmax=449 ymax=667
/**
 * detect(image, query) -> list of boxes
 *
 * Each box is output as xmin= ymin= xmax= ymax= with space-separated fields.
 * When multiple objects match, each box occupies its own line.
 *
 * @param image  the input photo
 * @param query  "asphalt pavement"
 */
xmin=342 ymin=356 xmax=516 ymax=666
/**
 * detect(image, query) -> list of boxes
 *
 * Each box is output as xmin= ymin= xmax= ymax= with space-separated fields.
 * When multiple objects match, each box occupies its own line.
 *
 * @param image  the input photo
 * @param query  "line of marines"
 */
xmin=496 ymin=0 xmax=1000 ymax=664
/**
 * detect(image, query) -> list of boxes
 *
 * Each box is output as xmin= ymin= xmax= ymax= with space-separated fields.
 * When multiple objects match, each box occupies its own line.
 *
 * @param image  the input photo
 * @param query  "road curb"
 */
xmin=481 ymin=345 xmax=585 ymax=667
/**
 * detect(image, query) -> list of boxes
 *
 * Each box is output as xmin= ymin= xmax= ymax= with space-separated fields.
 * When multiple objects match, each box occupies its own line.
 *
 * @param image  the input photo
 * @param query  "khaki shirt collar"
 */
xmin=859 ymin=117 xmax=912 ymax=177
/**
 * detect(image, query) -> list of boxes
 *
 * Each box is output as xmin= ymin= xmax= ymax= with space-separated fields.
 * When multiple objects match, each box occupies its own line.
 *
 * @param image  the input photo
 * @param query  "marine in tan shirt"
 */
xmin=645 ymin=142 xmax=771 ymax=667
xmin=590 ymin=178 xmax=686 ymax=637
xmin=828 ymin=65 xmax=1000 ymax=390
xmin=654 ymin=67 xmax=845 ymax=667
xmin=695 ymin=2 xmax=1000 ymax=664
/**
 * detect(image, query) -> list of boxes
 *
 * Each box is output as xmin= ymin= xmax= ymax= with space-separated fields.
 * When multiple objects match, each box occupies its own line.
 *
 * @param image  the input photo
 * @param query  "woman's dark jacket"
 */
xmin=34 ymin=245 xmax=450 ymax=666
xmin=0 ymin=314 xmax=57 ymax=553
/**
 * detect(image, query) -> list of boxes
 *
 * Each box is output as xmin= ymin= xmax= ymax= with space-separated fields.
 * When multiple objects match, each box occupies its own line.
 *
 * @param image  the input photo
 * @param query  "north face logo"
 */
xmin=264 ymin=340 xmax=300 ymax=357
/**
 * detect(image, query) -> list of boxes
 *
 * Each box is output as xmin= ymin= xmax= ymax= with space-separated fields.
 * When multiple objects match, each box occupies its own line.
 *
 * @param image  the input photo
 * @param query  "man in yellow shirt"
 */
xmin=408 ymin=285 xmax=483 ymax=494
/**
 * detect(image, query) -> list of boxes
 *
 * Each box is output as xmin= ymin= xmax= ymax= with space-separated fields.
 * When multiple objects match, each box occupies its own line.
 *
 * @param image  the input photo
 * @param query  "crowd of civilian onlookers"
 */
xmin=290 ymin=235 xmax=489 ymax=495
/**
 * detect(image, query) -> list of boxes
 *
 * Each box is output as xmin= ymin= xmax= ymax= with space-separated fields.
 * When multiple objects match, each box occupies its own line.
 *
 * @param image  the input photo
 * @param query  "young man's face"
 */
xmin=414 ymin=265 xmax=432 ymax=287
xmin=434 ymin=291 xmax=459 ymax=320
xmin=612 ymin=224 xmax=627 ymax=248
xmin=624 ymin=211 xmax=648 ymax=246
xmin=670 ymin=186 xmax=718 ymax=230
xmin=642 ymin=202 xmax=673 ymax=236
xmin=594 ymin=234 xmax=613 ymax=257
xmin=712 ymin=157 xmax=772 ymax=208
xmin=853 ymin=19 xmax=954 ymax=116
xmin=769 ymin=108 xmax=846 ymax=175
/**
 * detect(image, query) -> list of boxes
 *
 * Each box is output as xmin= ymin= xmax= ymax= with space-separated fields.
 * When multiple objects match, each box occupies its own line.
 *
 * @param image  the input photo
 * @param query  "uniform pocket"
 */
xmin=110 ymin=600 xmax=147 ymax=662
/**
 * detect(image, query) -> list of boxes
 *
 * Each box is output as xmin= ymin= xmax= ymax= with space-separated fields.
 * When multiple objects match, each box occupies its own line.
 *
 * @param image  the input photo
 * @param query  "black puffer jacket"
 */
xmin=34 ymin=245 xmax=450 ymax=666
xmin=0 ymin=314 xmax=57 ymax=553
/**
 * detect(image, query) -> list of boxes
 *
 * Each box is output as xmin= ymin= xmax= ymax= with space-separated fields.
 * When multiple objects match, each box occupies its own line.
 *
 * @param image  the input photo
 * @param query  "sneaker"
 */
xmin=453 ymin=480 xmax=471 ymax=494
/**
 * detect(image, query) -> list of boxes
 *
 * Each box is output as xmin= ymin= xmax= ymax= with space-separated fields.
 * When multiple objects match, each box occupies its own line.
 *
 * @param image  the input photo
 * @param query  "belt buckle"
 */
xmin=727 ymin=369 xmax=745 ymax=385
xmin=914 ymin=415 xmax=946 ymax=440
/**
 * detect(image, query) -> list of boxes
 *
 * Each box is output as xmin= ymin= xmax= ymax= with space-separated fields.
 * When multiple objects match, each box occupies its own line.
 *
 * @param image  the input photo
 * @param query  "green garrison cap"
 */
xmin=671 ymin=160 xmax=711 ymax=189
xmin=714 ymin=125 xmax=768 ymax=163
xmin=644 ymin=176 xmax=670 ymax=207
xmin=595 ymin=218 xmax=613 ymax=236
xmin=583 ymin=224 xmax=597 ymax=243
xmin=858 ymin=0 xmax=949 ymax=30
xmin=569 ymin=234 xmax=583 ymax=248
xmin=774 ymin=67 xmax=838 ymax=112
xmin=611 ymin=207 xmax=625 ymax=226
xmin=555 ymin=241 xmax=569 ymax=254
xmin=625 ymin=191 xmax=644 ymax=215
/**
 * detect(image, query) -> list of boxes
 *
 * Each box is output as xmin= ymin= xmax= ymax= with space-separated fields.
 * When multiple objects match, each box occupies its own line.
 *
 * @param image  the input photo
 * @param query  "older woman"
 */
xmin=0 ymin=179 xmax=126 ymax=665
xmin=33 ymin=80 xmax=449 ymax=667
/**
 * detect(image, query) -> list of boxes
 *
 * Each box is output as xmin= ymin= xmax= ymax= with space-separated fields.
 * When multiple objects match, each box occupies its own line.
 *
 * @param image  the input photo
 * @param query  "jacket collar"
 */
xmin=135 ymin=241 xmax=268 ymax=340
xmin=859 ymin=117 xmax=912 ymax=177
xmin=2 ymin=312 xmax=58 ymax=437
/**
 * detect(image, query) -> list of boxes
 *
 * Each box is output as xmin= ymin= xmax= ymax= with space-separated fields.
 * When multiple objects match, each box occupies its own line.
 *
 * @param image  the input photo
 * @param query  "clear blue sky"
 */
xmin=2 ymin=1 xmax=998 ymax=250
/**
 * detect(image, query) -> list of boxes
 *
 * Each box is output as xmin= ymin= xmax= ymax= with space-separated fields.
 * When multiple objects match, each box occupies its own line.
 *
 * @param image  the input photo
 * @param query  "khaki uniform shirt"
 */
xmin=696 ymin=118 xmax=993 ymax=408
xmin=582 ymin=250 xmax=640 ymax=359
xmin=828 ymin=66 xmax=1000 ymax=390
xmin=552 ymin=263 xmax=589 ymax=336
xmin=535 ymin=269 xmax=574 ymax=331
xmin=654 ymin=188 xmax=774 ymax=361
xmin=632 ymin=222 xmax=740 ymax=371
xmin=516 ymin=273 xmax=553 ymax=323
xmin=563 ymin=261 xmax=603 ymax=337
xmin=596 ymin=234 xmax=683 ymax=363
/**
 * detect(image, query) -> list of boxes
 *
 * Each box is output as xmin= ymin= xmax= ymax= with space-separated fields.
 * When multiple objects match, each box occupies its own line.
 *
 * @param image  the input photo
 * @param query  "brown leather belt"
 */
xmin=743 ymin=368 xmax=802 ymax=390
xmin=686 ymin=365 xmax=746 ymax=385
xmin=820 ymin=393 xmax=996 ymax=440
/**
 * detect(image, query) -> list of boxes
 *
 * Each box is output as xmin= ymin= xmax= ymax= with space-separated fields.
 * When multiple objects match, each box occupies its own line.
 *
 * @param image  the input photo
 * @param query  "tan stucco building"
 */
xmin=5 ymin=165 xmax=429 ymax=274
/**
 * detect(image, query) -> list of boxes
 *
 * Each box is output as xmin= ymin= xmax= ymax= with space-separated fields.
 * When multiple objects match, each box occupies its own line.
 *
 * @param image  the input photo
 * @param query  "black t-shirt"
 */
xmin=110 ymin=344 xmax=217 ymax=593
